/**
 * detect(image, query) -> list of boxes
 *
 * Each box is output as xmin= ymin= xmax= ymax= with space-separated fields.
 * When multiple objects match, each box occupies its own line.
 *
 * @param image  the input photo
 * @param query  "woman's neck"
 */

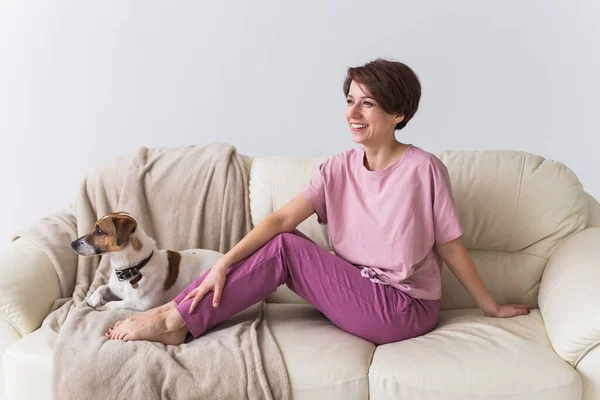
xmin=363 ymin=140 xmax=409 ymax=171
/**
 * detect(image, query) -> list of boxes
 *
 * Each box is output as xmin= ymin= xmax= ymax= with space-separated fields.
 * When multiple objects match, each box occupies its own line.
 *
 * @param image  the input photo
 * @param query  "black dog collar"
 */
xmin=115 ymin=251 xmax=153 ymax=288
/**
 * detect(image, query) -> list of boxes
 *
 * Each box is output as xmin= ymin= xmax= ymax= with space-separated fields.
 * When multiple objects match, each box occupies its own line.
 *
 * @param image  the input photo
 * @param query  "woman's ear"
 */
xmin=395 ymin=114 xmax=405 ymax=124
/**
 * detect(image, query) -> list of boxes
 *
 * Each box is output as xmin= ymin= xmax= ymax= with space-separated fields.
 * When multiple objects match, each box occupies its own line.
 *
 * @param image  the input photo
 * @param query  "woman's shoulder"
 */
xmin=319 ymin=148 xmax=361 ymax=169
xmin=333 ymin=147 xmax=361 ymax=161
xmin=409 ymin=145 xmax=448 ymax=171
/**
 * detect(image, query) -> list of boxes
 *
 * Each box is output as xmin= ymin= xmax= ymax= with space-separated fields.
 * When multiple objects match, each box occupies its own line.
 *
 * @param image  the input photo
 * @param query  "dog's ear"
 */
xmin=112 ymin=216 xmax=137 ymax=247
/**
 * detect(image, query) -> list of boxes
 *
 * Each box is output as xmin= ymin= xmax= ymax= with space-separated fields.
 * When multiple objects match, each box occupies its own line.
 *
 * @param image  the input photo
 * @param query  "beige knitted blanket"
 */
xmin=14 ymin=143 xmax=290 ymax=400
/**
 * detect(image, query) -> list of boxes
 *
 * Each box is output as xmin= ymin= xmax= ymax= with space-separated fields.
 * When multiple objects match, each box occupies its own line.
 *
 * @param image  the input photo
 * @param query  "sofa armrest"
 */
xmin=0 ymin=238 xmax=61 ymax=337
xmin=539 ymin=227 xmax=600 ymax=366
xmin=576 ymin=343 xmax=600 ymax=400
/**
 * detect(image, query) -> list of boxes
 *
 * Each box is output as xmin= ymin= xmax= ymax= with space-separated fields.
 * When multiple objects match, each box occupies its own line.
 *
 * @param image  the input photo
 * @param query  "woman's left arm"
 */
xmin=435 ymin=237 xmax=531 ymax=318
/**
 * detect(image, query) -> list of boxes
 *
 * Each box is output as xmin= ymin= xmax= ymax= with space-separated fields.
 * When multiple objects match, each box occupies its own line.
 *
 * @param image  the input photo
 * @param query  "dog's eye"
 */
xmin=95 ymin=227 xmax=105 ymax=236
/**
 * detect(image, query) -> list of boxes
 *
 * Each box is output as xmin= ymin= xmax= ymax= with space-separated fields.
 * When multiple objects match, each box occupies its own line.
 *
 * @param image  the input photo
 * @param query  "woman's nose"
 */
xmin=348 ymin=104 xmax=361 ymax=118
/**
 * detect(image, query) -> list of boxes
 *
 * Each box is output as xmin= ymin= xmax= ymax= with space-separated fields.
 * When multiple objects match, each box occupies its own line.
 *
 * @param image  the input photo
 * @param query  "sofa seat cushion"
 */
xmin=3 ymin=327 xmax=55 ymax=400
xmin=369 ymin=309 xmax=581 ymax=399
xmin=3 ymin=304 xmax=375 ymax=400
xmin=265 ymin=303 xmax=375 ymax=400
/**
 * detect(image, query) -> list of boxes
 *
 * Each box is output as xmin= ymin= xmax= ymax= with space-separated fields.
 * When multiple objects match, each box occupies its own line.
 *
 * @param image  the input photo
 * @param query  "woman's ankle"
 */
xmin=165 ymin=307 xmax=187 ymax=332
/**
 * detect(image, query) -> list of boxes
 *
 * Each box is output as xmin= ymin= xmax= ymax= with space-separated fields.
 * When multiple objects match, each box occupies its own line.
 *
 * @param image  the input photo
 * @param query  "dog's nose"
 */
xmin=71 ymin=241 xmax=78 ymax=250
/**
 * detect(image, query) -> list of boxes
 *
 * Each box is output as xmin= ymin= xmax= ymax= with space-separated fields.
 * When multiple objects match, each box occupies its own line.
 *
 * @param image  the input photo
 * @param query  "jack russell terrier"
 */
xmin=71 ymin=212 xmax=222 ymax=311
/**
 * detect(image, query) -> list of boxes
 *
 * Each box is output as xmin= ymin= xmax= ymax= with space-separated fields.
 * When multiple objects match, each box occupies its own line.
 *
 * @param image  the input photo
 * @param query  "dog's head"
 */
xmin=71 ymin=212 xmax=142 ymax=256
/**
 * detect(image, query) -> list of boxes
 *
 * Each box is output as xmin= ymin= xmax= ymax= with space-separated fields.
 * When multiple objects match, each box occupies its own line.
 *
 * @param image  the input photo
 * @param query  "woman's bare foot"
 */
xmin=107 ymin=301 xmax=177 ymax=334
xmin=107 ymin=307 xmax=188 ymax=345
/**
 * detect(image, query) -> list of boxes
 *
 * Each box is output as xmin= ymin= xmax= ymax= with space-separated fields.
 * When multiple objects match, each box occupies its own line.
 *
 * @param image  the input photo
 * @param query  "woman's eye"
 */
xmin=364 ymin=101 xmax=374 ymax=107
xmin=346 ymin=99 xmax=354 ymax=105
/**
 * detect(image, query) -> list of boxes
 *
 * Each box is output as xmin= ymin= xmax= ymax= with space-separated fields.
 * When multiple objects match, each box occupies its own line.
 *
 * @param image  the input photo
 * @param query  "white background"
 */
xmin=1 ymin=1 xmax=598 ymax=245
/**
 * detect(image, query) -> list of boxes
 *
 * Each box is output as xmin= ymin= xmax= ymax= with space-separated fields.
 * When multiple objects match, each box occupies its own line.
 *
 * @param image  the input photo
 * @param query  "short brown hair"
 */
xmin=343 ymin=59 xmax=421 ymax=131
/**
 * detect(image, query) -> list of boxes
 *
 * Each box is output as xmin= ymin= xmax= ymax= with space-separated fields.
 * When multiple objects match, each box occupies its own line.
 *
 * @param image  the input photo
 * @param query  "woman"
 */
xmin=107 ymin=59 xmax=531 ymax=345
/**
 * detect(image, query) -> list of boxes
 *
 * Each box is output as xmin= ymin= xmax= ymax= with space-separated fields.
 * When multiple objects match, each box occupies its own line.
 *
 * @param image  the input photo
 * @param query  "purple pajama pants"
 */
xmin=174 ymin=230 xmax=439 ymax=345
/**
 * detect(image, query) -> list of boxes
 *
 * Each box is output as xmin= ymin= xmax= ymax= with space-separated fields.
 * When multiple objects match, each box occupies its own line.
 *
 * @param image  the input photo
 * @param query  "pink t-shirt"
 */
xmin=301 ymin=144 xmax=463 ymax=300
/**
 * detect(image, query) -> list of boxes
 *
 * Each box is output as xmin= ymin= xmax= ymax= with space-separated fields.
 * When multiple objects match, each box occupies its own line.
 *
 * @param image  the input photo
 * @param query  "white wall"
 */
xmin=1 ymin=1 xmax=599 ymax=245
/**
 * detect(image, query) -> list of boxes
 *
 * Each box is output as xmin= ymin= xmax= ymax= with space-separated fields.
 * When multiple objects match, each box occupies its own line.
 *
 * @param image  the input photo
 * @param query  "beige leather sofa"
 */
xmin=1 ymin=149 xmax=599 ymax=399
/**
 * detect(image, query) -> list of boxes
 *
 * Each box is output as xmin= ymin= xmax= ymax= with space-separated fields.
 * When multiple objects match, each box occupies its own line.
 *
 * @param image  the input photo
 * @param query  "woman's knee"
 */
xmin=271 ymin=231 xmax=304 ymax=246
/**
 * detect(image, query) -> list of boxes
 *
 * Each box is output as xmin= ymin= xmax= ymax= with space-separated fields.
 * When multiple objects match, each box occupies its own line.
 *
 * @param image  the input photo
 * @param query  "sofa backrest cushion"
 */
xmin=249 ymin=150 xmax=588 ymax=309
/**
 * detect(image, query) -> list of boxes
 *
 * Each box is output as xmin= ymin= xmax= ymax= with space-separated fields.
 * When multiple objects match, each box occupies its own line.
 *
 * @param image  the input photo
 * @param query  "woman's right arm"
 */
xmin=218 ymin=193 xmax=315 ymax=268
xmin=183 ymin=193 xmax=315 ymax=312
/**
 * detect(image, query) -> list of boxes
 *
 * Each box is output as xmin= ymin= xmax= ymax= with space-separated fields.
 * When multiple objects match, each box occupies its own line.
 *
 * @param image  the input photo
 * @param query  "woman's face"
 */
xmin=344 ymin=81 xmax=403 ymax=146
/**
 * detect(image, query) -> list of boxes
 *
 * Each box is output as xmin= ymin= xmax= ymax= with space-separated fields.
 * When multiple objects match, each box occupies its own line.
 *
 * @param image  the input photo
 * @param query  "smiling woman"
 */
xmin=106 ymin=58 xmax=530 ymax=346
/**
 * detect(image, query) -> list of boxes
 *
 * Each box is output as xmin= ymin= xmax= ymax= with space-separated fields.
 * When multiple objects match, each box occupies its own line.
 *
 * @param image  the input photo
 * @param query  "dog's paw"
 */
xmin=87 ymin=292 xmax=105 ymax=308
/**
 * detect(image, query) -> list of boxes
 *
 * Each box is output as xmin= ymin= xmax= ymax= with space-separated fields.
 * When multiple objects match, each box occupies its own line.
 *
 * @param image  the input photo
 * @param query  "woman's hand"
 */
xmin=484 ymin=303 xmax=531 ymax=318
xmin=182 ymin=261 xmax=229 ymax=314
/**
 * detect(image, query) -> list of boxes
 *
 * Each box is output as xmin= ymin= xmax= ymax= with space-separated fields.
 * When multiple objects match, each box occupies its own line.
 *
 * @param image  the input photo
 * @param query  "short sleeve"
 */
xmin=430 ymin=159 xmax=463 ymax=244
xmin=301 ymin=163 xmax=328 ymax=225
